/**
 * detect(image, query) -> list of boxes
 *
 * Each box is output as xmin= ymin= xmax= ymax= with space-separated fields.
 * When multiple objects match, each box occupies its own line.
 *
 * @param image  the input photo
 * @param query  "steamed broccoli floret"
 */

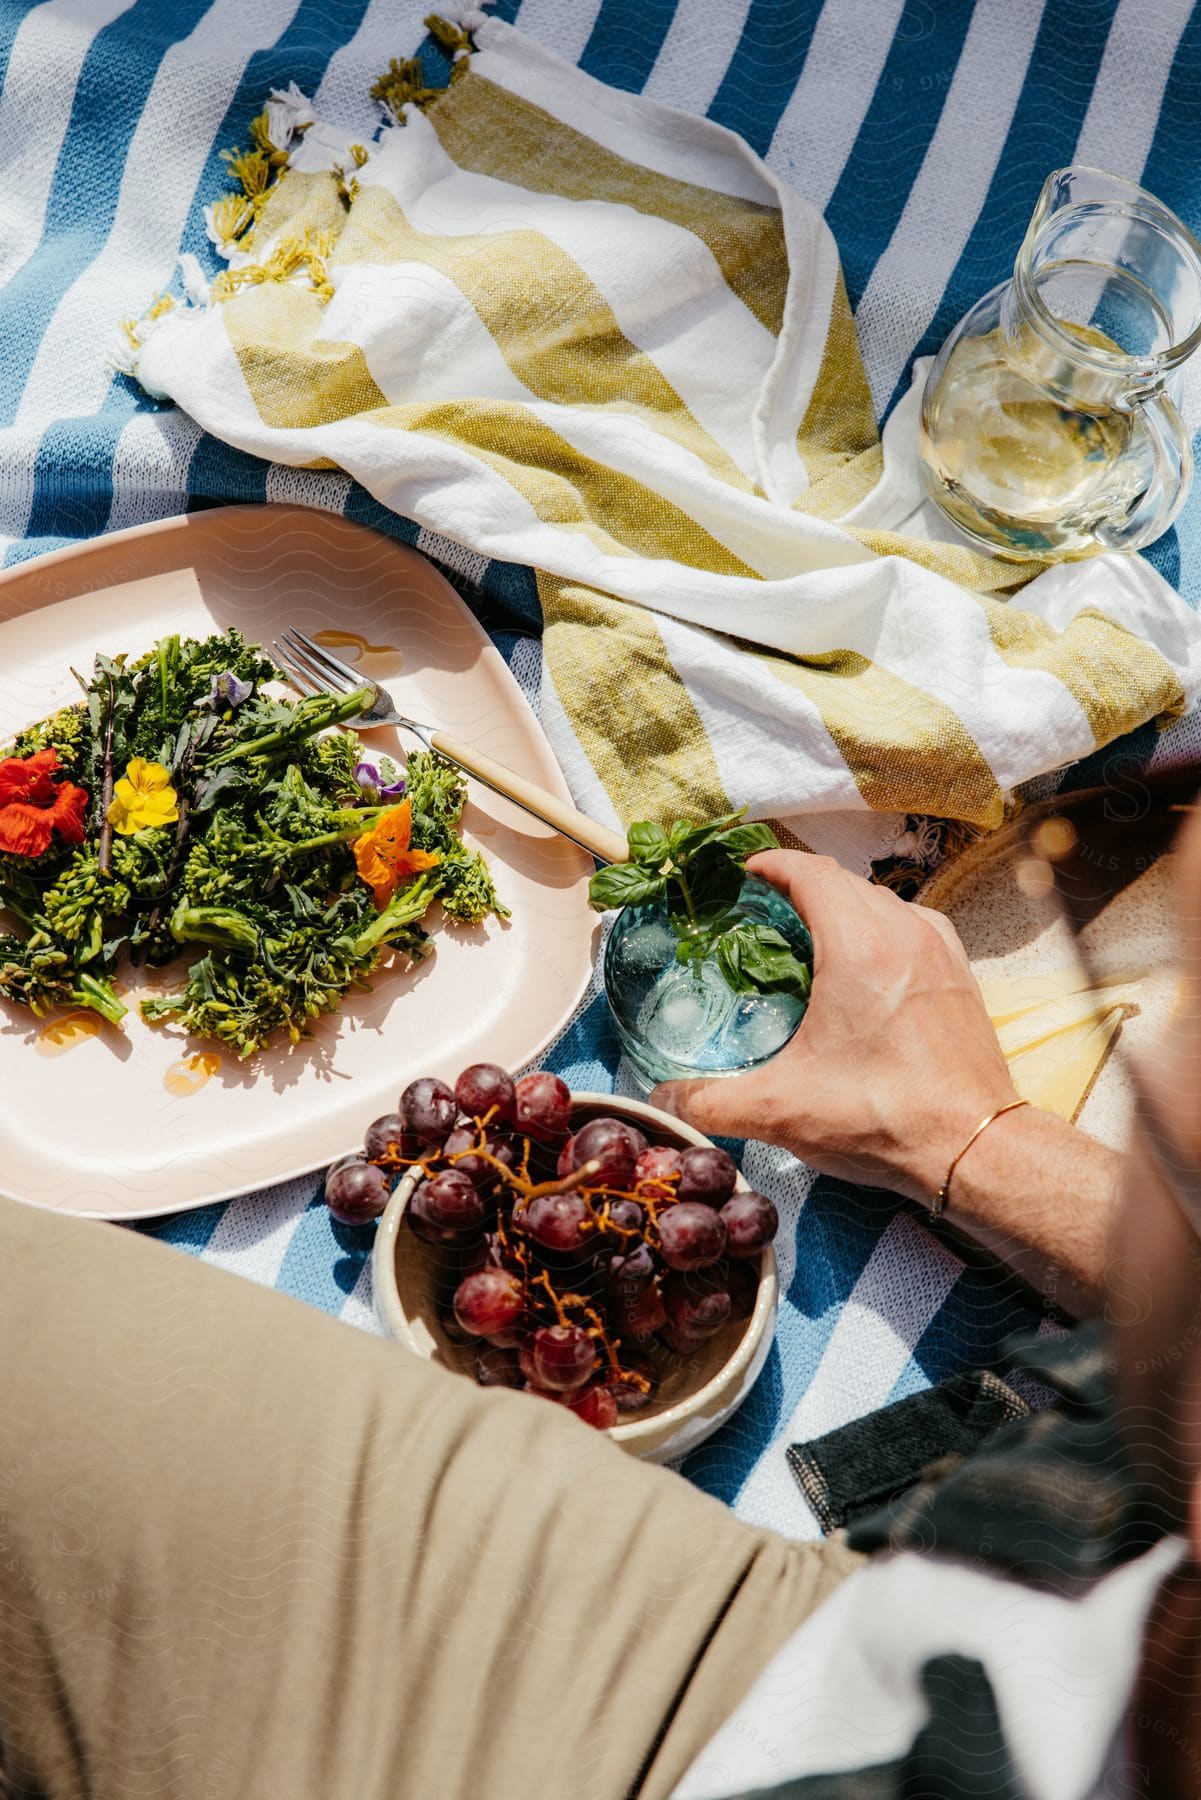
xmin=404 ymin=750 xmax=509 ymax=924
xmin=143 ymin=874 xmax=440 ymax=1056
xmin=40 ymin=850 xmax=131 ymax=962
xmin=298 ymin=727 xmax=364 ymax=801
xmin=0 ymin=930 xmax=126 ymax=1024
xmin=438 ymin=845 xmax=510 ymax=925
xmin=112 ymin=829 xmax=175 ymax=897
xmin=9 ymin=705 xmax=89 ymax=777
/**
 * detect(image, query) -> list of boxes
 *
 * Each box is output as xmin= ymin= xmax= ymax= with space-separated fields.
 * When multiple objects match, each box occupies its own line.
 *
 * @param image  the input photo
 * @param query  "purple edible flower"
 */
xmin=354 ymin=759 xmax=406 ymax=802
xmin=208 ymin=670 xmax=253 ymax=709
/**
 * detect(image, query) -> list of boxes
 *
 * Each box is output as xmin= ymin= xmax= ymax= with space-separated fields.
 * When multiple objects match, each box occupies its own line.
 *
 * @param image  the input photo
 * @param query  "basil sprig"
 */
xmin=588 ymin=811 xmax=811 ymax=1002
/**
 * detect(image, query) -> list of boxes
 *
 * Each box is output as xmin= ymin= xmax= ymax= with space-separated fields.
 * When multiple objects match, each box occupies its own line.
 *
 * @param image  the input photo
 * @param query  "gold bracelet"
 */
xmin=930 ymin=1098 xmax=1032 ymax=1222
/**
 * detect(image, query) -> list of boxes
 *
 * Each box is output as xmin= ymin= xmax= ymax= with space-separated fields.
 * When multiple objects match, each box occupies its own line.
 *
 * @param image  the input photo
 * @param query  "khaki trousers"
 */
xmin=0 ymin=1197 xmax=860 ymax=1800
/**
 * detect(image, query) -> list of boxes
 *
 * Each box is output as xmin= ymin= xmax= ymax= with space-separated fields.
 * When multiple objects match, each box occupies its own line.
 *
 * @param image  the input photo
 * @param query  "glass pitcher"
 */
xmin=919 ymin=167 xmax=1201 ymax=560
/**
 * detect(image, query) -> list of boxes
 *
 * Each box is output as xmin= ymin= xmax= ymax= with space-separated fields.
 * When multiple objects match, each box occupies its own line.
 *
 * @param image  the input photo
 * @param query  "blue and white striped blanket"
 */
xmin=1 ymin=0 xmax=1197 ymax=1534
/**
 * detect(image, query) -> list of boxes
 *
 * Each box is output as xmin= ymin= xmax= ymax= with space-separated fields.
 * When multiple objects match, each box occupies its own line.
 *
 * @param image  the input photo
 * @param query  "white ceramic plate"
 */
xmin=0 ymin=505 xmax=598 ymax=1218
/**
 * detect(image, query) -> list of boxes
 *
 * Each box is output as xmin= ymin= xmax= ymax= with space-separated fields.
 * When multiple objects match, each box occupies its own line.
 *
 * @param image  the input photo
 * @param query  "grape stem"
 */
xmin=530 ymin=1274 xmax=648 ymax=1393
xmin=395 ymin=1120 xmax=673 ymax=1249
xmin=532 ymin=1269 xmax=570 ymax=1327
xmin=531 ymin=1271 xmax=604 ymax=1338
xmin=523 ymin=1158 xmax=603 ymax=1202
xmin=439 ymin=1122 xmax=603 ymax=1205
xmin=590 ymin=1199 xmax=640 ymax=1242
xmin=410 ymin=1118 xmax=677 ymax=1253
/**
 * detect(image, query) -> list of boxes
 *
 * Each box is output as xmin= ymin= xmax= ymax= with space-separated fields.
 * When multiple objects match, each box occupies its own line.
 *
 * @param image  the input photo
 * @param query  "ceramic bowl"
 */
xmin=372 ymin=1091 xmax=778 ymax=1463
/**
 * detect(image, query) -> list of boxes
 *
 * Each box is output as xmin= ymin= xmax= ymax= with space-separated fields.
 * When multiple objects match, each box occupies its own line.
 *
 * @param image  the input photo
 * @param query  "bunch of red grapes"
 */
xmin=324 ymin=1064 xmax=779 ymax=1431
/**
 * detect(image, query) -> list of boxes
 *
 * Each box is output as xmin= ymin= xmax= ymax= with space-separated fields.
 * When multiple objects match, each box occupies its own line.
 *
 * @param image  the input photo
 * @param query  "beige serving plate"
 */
xmin=0 ymin=506 xmax=598 ymax=1218
xmin=373 ymin=1092 xmax=778 ymax=1463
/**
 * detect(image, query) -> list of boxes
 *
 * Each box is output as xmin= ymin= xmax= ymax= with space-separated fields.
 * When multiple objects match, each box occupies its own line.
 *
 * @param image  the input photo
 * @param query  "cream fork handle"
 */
xmin=428 ymin=729 xmax=628 ymax=865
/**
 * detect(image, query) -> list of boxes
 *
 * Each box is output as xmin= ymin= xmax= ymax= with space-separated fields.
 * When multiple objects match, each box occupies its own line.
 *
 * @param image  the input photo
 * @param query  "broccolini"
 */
xmin=0 ymin=629 xmax=507 ymax=1056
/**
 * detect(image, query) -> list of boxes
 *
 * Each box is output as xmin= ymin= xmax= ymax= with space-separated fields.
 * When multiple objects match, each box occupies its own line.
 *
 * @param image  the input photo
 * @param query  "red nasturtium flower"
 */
xmin=0 ymin=749 xmax=90 ymax=857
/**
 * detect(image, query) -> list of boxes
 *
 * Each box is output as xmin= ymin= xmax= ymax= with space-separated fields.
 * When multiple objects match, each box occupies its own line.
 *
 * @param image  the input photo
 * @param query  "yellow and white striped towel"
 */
xmin=128 ymin=14 xmax=1201 ymax=854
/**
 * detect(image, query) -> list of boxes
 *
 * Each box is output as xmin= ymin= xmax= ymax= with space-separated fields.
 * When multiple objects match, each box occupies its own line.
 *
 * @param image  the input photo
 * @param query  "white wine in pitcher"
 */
xmin=919 ymin=168 xmax=1200 ymax=561
xmin=922 ymin=318 xmax=1151 ymax=558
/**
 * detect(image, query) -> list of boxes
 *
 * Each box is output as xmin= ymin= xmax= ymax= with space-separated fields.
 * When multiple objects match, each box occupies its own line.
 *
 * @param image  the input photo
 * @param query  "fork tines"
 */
xmin=273 ymin=628 xmax=363 ymax=698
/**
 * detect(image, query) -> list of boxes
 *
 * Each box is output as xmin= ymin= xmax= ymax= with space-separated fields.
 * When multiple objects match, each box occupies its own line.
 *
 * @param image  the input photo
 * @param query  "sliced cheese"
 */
xmin=1005 ymin=1007 xmax=1126 ymax=1122
xmin=993 ymin=984 xmax=1141 ymax=1058
xmin=979 ymin=965 xmax=1145 ymax=1027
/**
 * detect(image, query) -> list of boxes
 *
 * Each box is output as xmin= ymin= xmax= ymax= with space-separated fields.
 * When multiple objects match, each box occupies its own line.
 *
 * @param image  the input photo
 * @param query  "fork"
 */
xmin=272 ymin=627 xmax=629 ymax=865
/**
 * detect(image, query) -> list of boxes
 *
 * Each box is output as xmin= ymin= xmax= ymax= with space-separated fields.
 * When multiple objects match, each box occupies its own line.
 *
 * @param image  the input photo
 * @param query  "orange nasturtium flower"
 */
xmin=352 ymin=797 xmax=440 ymax=909
xmin=106 ymin=759 xmax=179 ymax=836
xmin=0 ymin=749 xmax=89 ymax=857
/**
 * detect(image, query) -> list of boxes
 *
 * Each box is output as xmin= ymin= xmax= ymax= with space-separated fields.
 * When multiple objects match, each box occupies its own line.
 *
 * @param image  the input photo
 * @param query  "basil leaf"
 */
xmin=669 ymin=821 xmax=720 ymax=859
xmin=674 ymin=914 xmax=719 ymax=962
xmin=714 ymin=923 xmax=812 ymax=999
xmin=675 ymin=938 xmax=705 ymax=970
xmin=685 ymin=843 xmax=744 ymax=917
xmin=714 ymin=930 xmax=752 ymax=995
xmin=587 ymin=863 xmax=669 ymax=912
xmin=715 ymin=821 xmax=779 ymax=859
xmin=626 ymin=820 xmax=670 ymax=864
xmin=670 ymin=809 xmax=747 ymax=865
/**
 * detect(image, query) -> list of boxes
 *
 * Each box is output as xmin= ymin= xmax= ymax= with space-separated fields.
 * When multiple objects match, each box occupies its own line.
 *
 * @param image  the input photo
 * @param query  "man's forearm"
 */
xmin=942 ymin=1104 xmax=1123 ymax=1318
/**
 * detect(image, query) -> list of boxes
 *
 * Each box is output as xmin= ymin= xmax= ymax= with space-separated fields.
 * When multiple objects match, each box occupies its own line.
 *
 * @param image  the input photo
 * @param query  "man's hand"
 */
xmin=650 ymin=849 xmax=1021 ymax=1206
xmin=651 ymin=849 xmax=1122 ymax=1314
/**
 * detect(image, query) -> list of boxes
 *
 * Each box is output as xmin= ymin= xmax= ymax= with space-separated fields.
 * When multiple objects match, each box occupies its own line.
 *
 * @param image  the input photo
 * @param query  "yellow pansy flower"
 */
xmin=107 ymin=759 xmax=179 ymax=836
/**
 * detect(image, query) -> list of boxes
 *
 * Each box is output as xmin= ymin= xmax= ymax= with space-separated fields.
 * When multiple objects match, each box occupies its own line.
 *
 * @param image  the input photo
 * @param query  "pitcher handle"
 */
xmin=1096 ymin=388 xmax=1193 ymax=554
